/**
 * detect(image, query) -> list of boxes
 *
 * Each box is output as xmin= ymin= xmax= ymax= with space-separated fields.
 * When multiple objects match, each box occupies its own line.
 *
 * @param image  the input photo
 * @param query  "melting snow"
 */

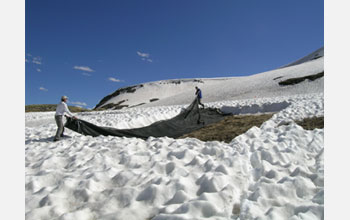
xmin=25 ymin=93 xmax=324 ymax=220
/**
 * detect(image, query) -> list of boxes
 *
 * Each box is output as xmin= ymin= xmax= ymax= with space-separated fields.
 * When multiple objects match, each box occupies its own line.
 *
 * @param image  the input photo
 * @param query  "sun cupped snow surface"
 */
xmin=25 ymin=92 xmax=324 ymax=220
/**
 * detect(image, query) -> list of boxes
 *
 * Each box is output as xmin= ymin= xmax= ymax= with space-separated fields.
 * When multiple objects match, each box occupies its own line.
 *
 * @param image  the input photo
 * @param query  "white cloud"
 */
xmin=108 ymin=77 xmax=122 ymax=82
xmin=137 ymin=51 xmax=150 ymax=58
xmin=81 ymin=72 xmax=92 ymax=76
xmin=70 ymin=101 xmax=87 ymax=106
xmin=32 ymin=57 xmax=42 ymax=65
xmin=39 ymin=87 xmax=48 ymax=92
xmin=137 ymin=51 xmax=153 ymax=62
xmin=73 ymin=66 xmax=95 ymax=72
xmin=36 ymin=68 xmax=41 ymax=72
xmin=26 ymin=54 xmax=42 ymax=64
xmin=142 ymin=58 xmax=153 ymax=62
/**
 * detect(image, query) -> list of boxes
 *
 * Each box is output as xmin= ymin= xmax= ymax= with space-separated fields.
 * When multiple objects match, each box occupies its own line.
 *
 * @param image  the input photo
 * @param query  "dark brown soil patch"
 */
xmin=94 ymin=84 xmax=143 ymax=109
xmin=179 ymin=114 xmax=324 ymax=143
xmin=150 ymin=98 xmax=159 ymax=102
xmin=278 ymin=71 xmax=324 ymax=86
xmin=179 ymin=113 xmax=274 ymax=143
xmin=295 ymin=116 xmax=324 ymax=130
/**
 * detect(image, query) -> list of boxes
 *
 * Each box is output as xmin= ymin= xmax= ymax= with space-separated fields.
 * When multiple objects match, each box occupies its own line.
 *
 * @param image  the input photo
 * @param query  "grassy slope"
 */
xmin=179 ymin=114 xmax=324 ymax=143
xmin=25 ymin=104 xmax=90 ymax=113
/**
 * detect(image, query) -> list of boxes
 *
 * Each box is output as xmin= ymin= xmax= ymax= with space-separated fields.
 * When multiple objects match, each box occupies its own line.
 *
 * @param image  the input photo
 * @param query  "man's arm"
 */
xmin=63 ymin=102 xmax=75 ymax=117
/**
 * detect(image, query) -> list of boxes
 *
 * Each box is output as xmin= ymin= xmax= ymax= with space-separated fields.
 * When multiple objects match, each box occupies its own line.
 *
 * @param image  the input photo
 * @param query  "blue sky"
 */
xmin=25 ymin=0 xmax=324 ymax=109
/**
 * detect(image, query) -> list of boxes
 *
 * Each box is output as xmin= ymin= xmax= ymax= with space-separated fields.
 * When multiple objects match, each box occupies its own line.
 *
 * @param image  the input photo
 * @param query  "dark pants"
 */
xmin=197 ymin=97 xmax=204 ymax=108
xmin=54 ymin=115 xmax=65 ymax=140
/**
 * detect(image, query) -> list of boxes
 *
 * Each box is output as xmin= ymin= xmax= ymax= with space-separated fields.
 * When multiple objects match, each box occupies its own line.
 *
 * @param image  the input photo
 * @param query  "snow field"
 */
xmin=101 ymin=57 xmax=324 ymax=108
xmin=25 ymin=93 xmax=324 ymax=219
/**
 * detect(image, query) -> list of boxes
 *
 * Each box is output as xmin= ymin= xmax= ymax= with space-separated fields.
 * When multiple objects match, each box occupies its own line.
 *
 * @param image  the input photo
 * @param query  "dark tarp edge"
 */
xmin=64 ymin=98 xmax=228 ymax=139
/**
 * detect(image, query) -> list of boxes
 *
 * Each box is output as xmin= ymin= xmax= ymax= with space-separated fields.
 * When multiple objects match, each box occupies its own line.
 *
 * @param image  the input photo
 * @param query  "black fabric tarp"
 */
xmin=64 ymin=98 xmax=229 ymax=139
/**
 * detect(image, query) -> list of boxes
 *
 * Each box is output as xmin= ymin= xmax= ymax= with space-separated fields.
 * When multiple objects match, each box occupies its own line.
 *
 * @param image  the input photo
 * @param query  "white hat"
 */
xmin=61 ymin=96 xmax=68 ymax=100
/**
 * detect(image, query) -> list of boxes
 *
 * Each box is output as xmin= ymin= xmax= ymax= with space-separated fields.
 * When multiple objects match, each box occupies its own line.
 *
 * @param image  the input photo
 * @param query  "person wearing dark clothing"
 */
xmin=195 ymin=86 xmax=205 ymax=108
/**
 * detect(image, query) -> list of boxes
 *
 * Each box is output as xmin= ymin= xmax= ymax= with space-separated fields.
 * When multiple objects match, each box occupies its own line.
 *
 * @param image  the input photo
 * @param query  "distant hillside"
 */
xmin=94 ymin=47 xmax=324 ymax=110
xmin=25 ymin=104 xmax=90 ymax=113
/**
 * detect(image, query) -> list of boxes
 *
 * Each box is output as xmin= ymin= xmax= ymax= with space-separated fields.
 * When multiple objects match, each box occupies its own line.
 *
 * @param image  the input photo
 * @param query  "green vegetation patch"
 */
xmin=179 ymin=114 xmax=324 ymax=143
xmin=179 ymin=113 xmax=274 ymax=143
xmin=25 ymin=104 xmax=90 ymax=113
xmin=295 ymin=116 xmax=324 ymax=130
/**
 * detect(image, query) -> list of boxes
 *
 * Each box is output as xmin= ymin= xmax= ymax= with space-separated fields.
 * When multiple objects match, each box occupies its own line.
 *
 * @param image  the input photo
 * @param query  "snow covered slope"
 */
xmin=95 ymin=50 xmax=323 ymax=110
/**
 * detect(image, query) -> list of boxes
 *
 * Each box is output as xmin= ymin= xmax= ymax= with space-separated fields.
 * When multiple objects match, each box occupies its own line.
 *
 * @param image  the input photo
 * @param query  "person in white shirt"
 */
xmin=54 ymin=96 xmax=77 ymax=141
